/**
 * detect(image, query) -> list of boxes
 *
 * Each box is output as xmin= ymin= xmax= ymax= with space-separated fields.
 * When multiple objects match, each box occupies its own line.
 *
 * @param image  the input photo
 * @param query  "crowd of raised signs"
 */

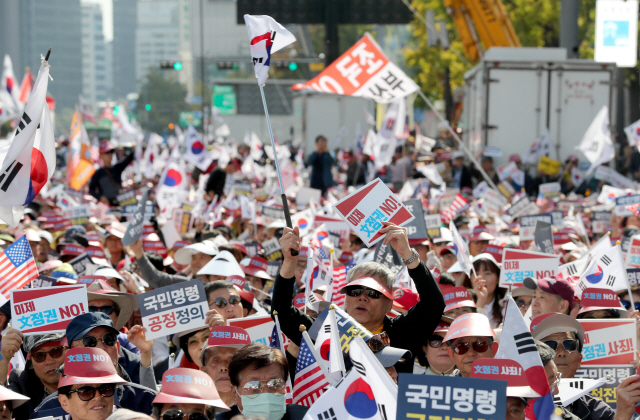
xmin=0 ymin=134 xmax=638 ymax=420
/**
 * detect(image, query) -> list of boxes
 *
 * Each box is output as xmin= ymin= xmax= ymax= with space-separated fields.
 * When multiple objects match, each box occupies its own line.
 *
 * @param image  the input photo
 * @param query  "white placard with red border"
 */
xmin=498 ymin=248 xmax=560 ymax=288
xmin=497 ymin=161 xmax=518 ymax=180
xmin=228 ymin=315 xmax=289 ymax=350
xmin=332 ymin=178 xmax=415 ymax=247
xmin=11 ymin=285 xmax=89 ymax=335
xmin=626 ymin=235 xmax=640 ymax=269
xmin=312 ymin=215 xmax=351 ymax=242
xmin=579 ymin=319 xmax=637 ymax=366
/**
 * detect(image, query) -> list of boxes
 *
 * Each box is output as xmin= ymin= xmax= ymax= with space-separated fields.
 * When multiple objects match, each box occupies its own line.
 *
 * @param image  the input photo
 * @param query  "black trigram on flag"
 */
xmin=14 ymin=112 xmax=32 ymax=136
xmin=606 ymin=275 xmax=615 ymax=287
xmin=567 ymin=264 xmax=578 ymax=276
xmin=553 ymin=395 xmax=562 ymax=405
xmin=514 ymin=332 xmax=537 ymax=354
xmin=378 ymin=404 xmax=388 ymax=420
xmin=0 ymin=160 xmax=23 ymax=192
xmin=324 ymin=324 xmax=331 ymax=334
xmin=352 ymin=359 xmax=367 ymax=377
xmin=569 ymin=380 xmax=584 ymax=389
xmin=317 ymin=408 xmax=337 ymax=420
xmin=601 ymin=255 xmax=612 ymax=266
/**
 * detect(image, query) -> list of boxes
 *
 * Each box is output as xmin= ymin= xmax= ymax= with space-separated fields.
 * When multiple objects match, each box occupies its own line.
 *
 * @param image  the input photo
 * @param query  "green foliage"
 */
xmin=137 ymin=68 xmax=188 ymax=133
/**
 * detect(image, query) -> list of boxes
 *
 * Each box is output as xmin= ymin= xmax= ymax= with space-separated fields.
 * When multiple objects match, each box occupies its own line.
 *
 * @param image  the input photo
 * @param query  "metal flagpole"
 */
xmin=258 ymin=84 xmax=298 ymax=255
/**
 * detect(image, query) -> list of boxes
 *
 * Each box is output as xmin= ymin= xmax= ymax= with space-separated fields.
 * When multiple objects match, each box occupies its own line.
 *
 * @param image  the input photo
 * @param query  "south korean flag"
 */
xmin=244 ymin=15 xmax=296 ymax=85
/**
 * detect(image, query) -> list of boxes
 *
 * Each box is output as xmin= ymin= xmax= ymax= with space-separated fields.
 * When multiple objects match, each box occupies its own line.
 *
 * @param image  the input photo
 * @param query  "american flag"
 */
xmin=627 ymin=203 xmax=640 ymax=217
xmin=331 ymin=264 xmax=355 ymax=308
xmin=0 ymin=236 xmax=39 ymax=302
xmin=440 ymin=193 xmax=469 ymax=223
xmin=269 ymin=315 xmax=293 ymax=404
xmin=293 ymin=333 xmax=330 ymax=407
xmin=94 ymin=202 xmax=110 ymax=220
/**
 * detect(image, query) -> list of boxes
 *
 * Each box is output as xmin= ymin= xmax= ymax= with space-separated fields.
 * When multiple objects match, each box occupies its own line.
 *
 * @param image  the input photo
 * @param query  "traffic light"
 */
xmin=145 ymin=104 xmax=152 ymax=111
xmin=160 ymin=61 xmax=182 ymax=70
xmin=288 ymin=62 xmax=298 ymax=71
xmin=217 ymin=62 xmax=240 ymax=71
xmin=113 ymin=105 xmax=120 ymax=116
xmin=168 ymin=123 xmax=175 ymax=130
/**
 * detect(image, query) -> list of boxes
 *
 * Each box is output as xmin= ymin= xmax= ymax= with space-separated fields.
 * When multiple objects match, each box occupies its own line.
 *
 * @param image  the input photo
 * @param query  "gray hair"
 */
xmin=107 ymin=409 xmax=153 ymax=420
xmin=346 ymin=262 xmax=396 ymax=290
xmin=535 ymin=340 xmax=556 ymax=366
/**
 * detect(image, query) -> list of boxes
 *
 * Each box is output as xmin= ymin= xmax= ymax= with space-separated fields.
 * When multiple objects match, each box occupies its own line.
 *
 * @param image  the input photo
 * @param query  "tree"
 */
xmin=137 ymin=68 xmax=188 ymax=133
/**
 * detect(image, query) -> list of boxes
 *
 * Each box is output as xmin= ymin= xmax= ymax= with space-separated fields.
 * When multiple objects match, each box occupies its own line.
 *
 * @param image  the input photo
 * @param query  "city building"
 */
xmin=81 ymin=3 xmax=112 ymax=106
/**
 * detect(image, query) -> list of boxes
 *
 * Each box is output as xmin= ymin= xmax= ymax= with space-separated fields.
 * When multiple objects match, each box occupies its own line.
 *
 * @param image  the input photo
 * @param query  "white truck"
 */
xmin=462 ymin=47 xmax=617 ymax=166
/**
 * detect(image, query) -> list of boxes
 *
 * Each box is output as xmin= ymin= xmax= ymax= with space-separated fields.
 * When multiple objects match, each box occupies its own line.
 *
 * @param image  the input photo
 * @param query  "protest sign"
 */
xmin=117 ymin=190 xmax=137 ymax=215
xmin=538 ymin=156 xmax=562 ymax=175
xmin=24 ymin=275 xmax=57 ymax=289
xmin=625 ymin=236 xmax=640 ymax=268
xmin=481 ymin=188 xmax=507 ymax=215
xmin=424 ymin=214 xmax=442 ymax=238
xmin=483 ymin=146 xmax=503 ymax=157
xmin=261 ymin=205 xmax=285 ymax=224
xmin=68 ymin=253 xmax=98 ymax=277
xmin=550 ymin=210 xmax=564 ymax=228
xmin=234 ymin=182 xmax=252 ymax=197
xmin=579 ymin=319 xmax=637 ymax=366
xmin=85 ymin=246 xmax=106 ymax=260
xmin=498 ymin=180 xmax=516 ymax=199
xmin=266 ymin=261 xmax=280 ymax=278
xmin=507 ymin=197 xmax=538 ymax=218
xmin=519 ymin=213 xmax=553 ymax=241
xmin=261 ymin=237 xmax=283 ymax=262
xmin=499 ymin=249 xmax=560 ymax=287
xmin=628 ymin=268 xmax=640 ymax=287
xmin=373 ymin=241 xmax=403 ymax=275
xmin=615 ymin=195 xmax=640 ymax=216
xmin=438 ymin=188 xmax=461 ymax=210
xmin=139 ymin=279 xmax=208 ymax=341
xmin=11 ymin=285 xmax=88 ymax=335
xmin=228 ymin=315 xmax=289 ymax=349
xmin=397 ymin=373 xmax=507 ymax=420
xmin=595 ymin=166 xmax=637 ymax=190
xmin=77 ymin=275 xmax=109 ymax=287
xmin=297 ymin=187 xmax=322 ymax=210
xmin=122 ymin=190 xmax=149 ymax=247
xmin=534 ymin=221 xmax=554 ymax=254
xmin=485 ymin=244 xmax=504 ymax=263
xmin=574 ymin=366 xmax=634 ymax=410
xmin=143 ymin=240 xmax=168 ymax=258
xmin=403 ymin=199 xmax=428 ymax=243
xmin=497 ymin=161 xmax=518 ymax=180
xmin=592 ymin=211 xmax=612 ymax=234
xmin=62 ymin=205 xmax=91 ymax=225
xmin=312 ymin=215 xmax=351 ymax=242
xmin=291 ymin=33 xmax=419 ymax=103
xmin=244 ymin=242 xmax=260 ymax=257
xmin=333 ymin=178 xmax=415 ymax=247
xmin=539 ymin=182 xmax=561 ymax=198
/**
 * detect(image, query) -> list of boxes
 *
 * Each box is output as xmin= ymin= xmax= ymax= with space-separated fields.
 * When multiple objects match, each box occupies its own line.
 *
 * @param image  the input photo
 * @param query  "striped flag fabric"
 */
xmin=93 ymin=202 xmax=110 ymax=221
xmin=331 ymin=265 xmax=349 ymax=307
xmin=269 ymin=314 xmax=293 ymax=404
xmin=626 ymin=203 xmax=640 ymax=217
xmin=440 ymin=193 xmax=469 ymax=223
xmin=0 ymin=236 xmax=39 ymax=303
xmin=292 ymin=332 xmax=331 ymax=407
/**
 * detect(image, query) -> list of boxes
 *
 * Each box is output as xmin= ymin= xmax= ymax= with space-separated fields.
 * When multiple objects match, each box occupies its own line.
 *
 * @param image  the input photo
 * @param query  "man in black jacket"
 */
xmin=205 ymin=157 xmax=243 ymax=201
xmin=272 ymin=221 xmax=444 ymax=374
xmin=88 ymin=141 xmax=135 ymax=205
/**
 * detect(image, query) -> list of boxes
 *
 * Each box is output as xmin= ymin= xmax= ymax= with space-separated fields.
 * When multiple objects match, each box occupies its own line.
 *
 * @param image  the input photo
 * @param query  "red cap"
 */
xmin=99 ymin=140 xmax=115 ymax=154
xmin=293 ymin=292 xmax=324 ymax=309
xmin=470 ymin=359 xmax=541 ymax=399
xmin=61 ymin=244 xmax=85 ymax=257
xmin=524 ymin=276 xmax=575 ymax=309
xmin=443 ymin=313 xmax=495 ymax=342
xmin=469 ymin=226 xmax=495 ymax=242
xmin=152 ymin=368 xmax=229 ymax=410
xmin=299 ymin=246 xmax=309 ymax=259
xmin=339 ymin=252 xmax=353 ymax=264
xmin=392 ymin=288 xmax=420 ymax=310
xmin=442 ymin=286 xmax=477 ymax=311
xmin=204 ymin=326 xmax=251 ymax=349
xmin=85 ymin=246 xmax=105 ymax=260
xmin=509 ymin=154 xmax=522 ymax=163
xmin=227 ymin=275 xmax=246 ymax=289
xmin=241 ymin=256 xmax=272 ymax=280
xmin=58 ymin=348 xmax=127 ymax=387
xmin=339 ymin=277 xmax=393 ymax=299
xmin=434 ymin=321 xmax=451 ymax=333
xmin=579 ymin=288 xmax=626 ymax=311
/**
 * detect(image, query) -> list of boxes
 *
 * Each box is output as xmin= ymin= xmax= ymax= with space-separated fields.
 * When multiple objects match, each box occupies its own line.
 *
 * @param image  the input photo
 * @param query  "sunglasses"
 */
xmin=66 ymin=383 xmax=116 ymax=401
xmin=452 ymin=340 xmax=492 ymax=355
xmin=89 ymin=306 xmax=115 ymax=315
xmin=428 ymin=336 xmax=449 ymax=349
xmin=345 ymin=286 xmax=383 ymax=300
xmin=31 ymin=346 xmax=65 ymax=363
xmin=240 ymin=379 xmax=286 ymax=399
xmin=543 ymin=339 xmax=579 ymax=353
xmin=211 ymin=295 xmax=242 ymax=308
xmin=162 ymin=411 xmax=209 ymax=420
xmin=367 ymin=332 xmax=390 ymax=353
xmin=621 ymin=300 xmax=640 ymax=311
xmin=78 ymin=332 xmax=118 ymax=348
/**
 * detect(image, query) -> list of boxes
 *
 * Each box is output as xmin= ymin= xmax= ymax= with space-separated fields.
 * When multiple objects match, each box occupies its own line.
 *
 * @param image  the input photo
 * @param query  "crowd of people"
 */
xmin=0 ymin=123 xmax=637 ymax=420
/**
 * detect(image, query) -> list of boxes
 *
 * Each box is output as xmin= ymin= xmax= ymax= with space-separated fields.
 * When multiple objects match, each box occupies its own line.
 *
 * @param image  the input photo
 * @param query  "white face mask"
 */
xmin=239 ymin=392 xmax=286 ymax=420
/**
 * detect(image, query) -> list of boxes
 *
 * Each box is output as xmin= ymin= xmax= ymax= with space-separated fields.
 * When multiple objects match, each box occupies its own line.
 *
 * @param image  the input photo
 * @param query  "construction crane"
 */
xmin=444 ymin=0 xmax=521 ymax=61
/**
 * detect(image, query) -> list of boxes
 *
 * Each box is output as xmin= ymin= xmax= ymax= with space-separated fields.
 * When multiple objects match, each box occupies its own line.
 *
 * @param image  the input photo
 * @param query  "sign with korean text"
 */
xmin=499 ymin=249 xmax=560 ymax=288
xmin=68 ymin=253 xmax=98 ymax=277
xmin=550 ymin=210 xmax=564 ymax=228
xmin=261 ymin=205 xmax=285 ymax=224
xmin=63 ymin=205 xmax=92 ymax=225
xmin=539 ymin=182 xmax=561 ymax=198
xmin=625 ymin=236 xmax=640 ymax=268
xmin=519 ymin=213 xmax=553 ymax=241
xmin=117 ymin=190 xmax=137 ymax=215
xmin=261 ymin=237 xmax=283 ymax=262
xmin=574 ymin=366 xmax=634 ymax=410
xmin=497 ymin=161 xmax=518 ymax=181
xmin=481 ymin=188 xmax=507 ymax=215
xmin=397 ymin=373 xmax=507 ymax=420
xmin=595 ymin=0 xmax=639 ymax=68
xmin=425 ymin=214 xmax=442 ymax=238
xmin=403 ymin=199 xmax=428 ymax=242
xmin=373 ymin=241 xmax=403 ymax=275
xmin=615 ymin=195 xmax=640 ymax=216
xmin=485 ymin=245 xmax=504 ymax=263
xmin=138 ymin=278 xmax=208 ymax=341
xmin=534 ymin=221 xmax=555 ymax=254
xmin=333 ymin=178 xmax=415 ymax=247
xmin=308 ymin=306 xmax=373 ymax=358
xmin=291 ymin=33 xmax=419 ymax=103
xmin=23 ymin=275 xmax=57 ymax=289
xmin=628 ymin=268 xmax=640 ymax=287
xmin=498 ymin=180 xmax=516 ymax=199
xmin=592 ymin=211 xmax=612 ymax=234
xmin=578 ymin=318 xmax=637 ymax=366
xmin=537 ymin=156 xmax=562 ymax=176
xmin=228 ymin=315 xmax=289 ymax=350
xmin=11 ymin=286 xmax=88 ymax=335
xmin=234 ymin=182 xmax=252 ymax=197
xmin=507 ymin=197 xmax=538 ymax=218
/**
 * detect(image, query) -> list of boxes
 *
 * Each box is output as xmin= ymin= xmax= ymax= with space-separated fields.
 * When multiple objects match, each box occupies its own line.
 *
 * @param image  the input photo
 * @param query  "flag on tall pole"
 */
xmin=0 ymin=51 xmax=51 ymax=227
xmin=292 ymin=329 xmax=332 ymax=407
xmin=66 ymin=109 xmax=96 ymax=190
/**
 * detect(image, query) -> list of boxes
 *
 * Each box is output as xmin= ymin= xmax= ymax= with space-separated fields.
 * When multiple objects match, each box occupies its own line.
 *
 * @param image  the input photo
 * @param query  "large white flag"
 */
xmin=156 ymin=145 xmax=187 ymax=213
xmin=0 ymin=56 xmax=50 ymax=227
xmin=184 ymin=125 xmax=213 ymax=171
xmin=624 ymin=118 xmax=640 ymax=151
xmin=577 ymin=106 xmax=615 ymax=172
xmin=372 ymin=101 xmax=402 ymax=170
xmin=244 ymin=15 xmax=296 ymax=85
xmin=575 ymin=245 xmax=630 ymax=298
xmin=450 ymin=220 xmax=474 ymax=277
xmin=1 ymin=55 xmax=20 ymax=107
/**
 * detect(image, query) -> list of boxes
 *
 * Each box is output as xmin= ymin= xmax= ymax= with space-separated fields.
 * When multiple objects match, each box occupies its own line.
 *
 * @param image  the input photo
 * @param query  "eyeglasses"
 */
xmin=515 ymin=299 xmax=531 ymax=310
xmin=66 ymin=384 xmax=116 ymax=401
xmin=621 ymin=300 xmax=640 ymax=311
xmin=543 ymin=339 xmax=579 ymax=353
xmin=76 ymin=332 xmax=118 ymax=348
xmin=427 ymin=336 xmax=449 ymax=349
xmin=211 ymin=295 xmax=242 ymax=308
xmin=367 ymin=332 xmax=390 ymax=352
xmin=89 ymin=306 xmax=115 ymax=315
xmin=161 ymin=410 xmax=209 ymax=420
xmin=345 ymin=286 xmax=383 ymax=300
xmin=452 ymin=340 xmax=492 ymax=355
xmin=239 ymin=379 xmax=286 ymax=398
xmin=31 ymin=346 xmax=66 ymax=363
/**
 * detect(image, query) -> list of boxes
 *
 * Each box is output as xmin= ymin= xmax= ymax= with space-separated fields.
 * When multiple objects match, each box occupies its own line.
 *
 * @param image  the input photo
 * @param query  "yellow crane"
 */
xmin=443 ymin=0 xmax=521 ymax=61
